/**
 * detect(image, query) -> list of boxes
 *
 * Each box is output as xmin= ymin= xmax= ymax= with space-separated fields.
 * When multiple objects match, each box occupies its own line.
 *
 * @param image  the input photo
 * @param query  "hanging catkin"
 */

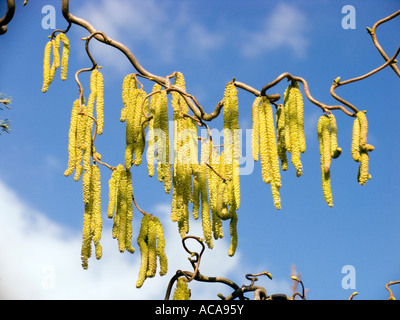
xmin=170 ymin=72 xmax=196 ymax=238
xmin=317 ymin=115 xmax=333 ymax=207
xmin=283 ymin=81 xmax=305 ymax=177
xmin=81 ymin=164 xmax=103 ymax=269
xmin=352 ymin=111 xmax=373 ymax=185
xmin=148 ymin=84 xmax=171 ymax=190
xmin=258 ymin=97 xmax=281 ymax=209
xmin=136 ymin=215 xmax=168 ymax=288
xmin=108 ymin=165 xmax=135 ymax=253
xmin=251 ymin=96 xmax=262 ymax=162
xmin=173 ymin=277 xmax=191 ymax=300
xmin=200 ymin=140 xmax=213 ymax=249
xmin=222 ymin=83 xmax=240 ymax=211
xmin=42 ymin=32 xmax=70 ymax=93
xmin=276 ymin=104 xmax=288 ymax=171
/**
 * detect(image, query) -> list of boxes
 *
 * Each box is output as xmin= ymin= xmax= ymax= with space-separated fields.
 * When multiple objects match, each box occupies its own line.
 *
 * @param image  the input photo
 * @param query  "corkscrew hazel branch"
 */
xmin=0 ymin=0 xmax=15 ymax=35
xmin=367 ymin=9 xmax=400 ymax=77
xmin=385 ymin=280 xmax=400 ymax=300
xmin=331 ymin=44 xmax=400 ymax=113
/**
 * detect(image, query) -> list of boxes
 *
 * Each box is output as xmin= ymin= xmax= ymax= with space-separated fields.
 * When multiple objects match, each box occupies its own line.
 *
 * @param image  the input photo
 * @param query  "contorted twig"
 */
xmin=385 ymin=280 xmax=400 ymax=300
xmin=0 ymin=0 xmax=15 ymax=35
xmin=367 ymin=9 xmax=400 ymax=77
xmin=61 ymin=0 xmax=399 ymax=121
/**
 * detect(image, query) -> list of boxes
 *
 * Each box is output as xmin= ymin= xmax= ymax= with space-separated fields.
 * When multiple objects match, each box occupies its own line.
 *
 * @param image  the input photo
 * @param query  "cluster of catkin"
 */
xmin=252 ymin=96 xmax=282 ymax=209
xmin=81 ymin=164 xmax=102 ymax=269
xmin=317 ymin=113 xmax=342 ymax=207
xmin=147 ymin=83 xmax=171 ymax=193
xmin=63 ymin=68 xmax=105 ymax=268
xmin=121 ymin=74 xmax=149 ymax=169
xmin=107 ymin=164 xmax=135 ymax=253
xmin=281 ymin=81 xmax=306 ymax=177
xmin=352 ymin=111 xmax=374 ymax=185
xmin=42 ymin=32 xmax=69 ymax=92
xmin=64 ymin=68 xmax=104 ymax=179
xmin=136 ymin=214 xmax=168 ymax=288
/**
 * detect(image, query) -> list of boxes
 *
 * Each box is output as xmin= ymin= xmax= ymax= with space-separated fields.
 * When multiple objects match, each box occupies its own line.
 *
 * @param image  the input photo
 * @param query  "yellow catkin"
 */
xmin=328 ymin=113 xmax=342 ymax=159
xmin=81 ymin=164 xmax=103 ymax=269
xmin=208 ymin=146 xmax=224 ymax=240
xmin=284 ymin=82 xmax=304 ymax=176
xmin=357 ymin=111 xmax=368 ymax=148
xmin=147 ymin=88 xmax=156 ymax=176
xmin=173 ymin=277 xmax=191 ymax=300
xmin=200 ymin=140 xmax=213 ymax=249
xmin=358 ymin=151 xmax=371 ymax=185
xmin=50 ymin=37 xmax=60 ymax=83
xmin=276 ymin=105 xmax=288 ymax=171
xmin=136 ymin=214 xmax=150 ymax=288
xmin=228 ymin=210 xmax=238 ymax=257
xmin=192 ymin=167 xmax=200 ymax=220
xmin=133 ymin=89 xmax=148 ymax=167
xmin=259 ymin=97 xmax=281 ymax=209
xmin=96 ymin=70 xmax=104 ymax=135
xmin=125 ymin=170 xmax=135 ymax=253
xmin=64 ymin=99 xmax=80 ymax=176
xmin=154 ymin=217 xmax=168 ymax=276
xmin=355 ymin=111 xmax=373 ymax=185
xmin=295 ymin=85 xmax=306 ymax=153
xmin=41 ymin=40 xmax=52 ymax=92
xmin=107 ymin=168 xmax=118 ymax=219
xmin=146 ymin=217 xmax=158 ymax=278
xmin=91 ymin=164 xmax=102 ymax=247
xmin=317 ymin=115 xmax=333 ymax=207
xmin=113 ymin=167 xmax=135 ymax=253
xmin=258 ymin=99 xmax=271 ymax=184
xmin=251 ymin=97 xmax=262 ymax=162
xmin=351 ymin=117 xmax=361 ymax=162
xmin=264 ymin=97 xmax=281 ymax=209
xmin=171 ymin=73 xmax=193 ymax=239
xmin=59 ymin=33 xmax=69 ymax=81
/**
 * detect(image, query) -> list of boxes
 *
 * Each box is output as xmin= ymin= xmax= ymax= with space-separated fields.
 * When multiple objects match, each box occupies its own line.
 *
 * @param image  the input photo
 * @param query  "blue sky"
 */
xmin=0 ymin=0 xmax=399 ymax=300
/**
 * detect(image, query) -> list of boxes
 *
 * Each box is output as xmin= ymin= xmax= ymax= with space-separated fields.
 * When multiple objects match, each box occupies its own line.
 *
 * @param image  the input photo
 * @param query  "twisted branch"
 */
xmin=368 ymin=9 xmax=400 ymax=77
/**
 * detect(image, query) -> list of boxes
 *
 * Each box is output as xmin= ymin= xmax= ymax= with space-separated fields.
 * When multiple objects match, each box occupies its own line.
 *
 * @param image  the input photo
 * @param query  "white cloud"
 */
xmin=241 ymin=3 xmax=309 ymax=58
xmin=0 ymin=180 xmax=249 ymax=300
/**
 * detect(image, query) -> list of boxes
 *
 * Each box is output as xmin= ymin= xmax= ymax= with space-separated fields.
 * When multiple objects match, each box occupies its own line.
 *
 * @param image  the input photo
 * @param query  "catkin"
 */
xmin=276 ymin=105 xmax=288 ymax=171
xmin=96 ymin=70 xmax=104 ymax=135
xmin=228 ymin=210 xmax=238 ymax=257
xmin=171 ymin=72 xmax=195 ymax=238
xmin=136 ymin=215 xmax=168 ymax=287
xmin=328 ymin=113 xmax=342 ymax=159
xmin=41 ymin=40 xmax=52 ymax=92
xmin=81 ymin=164 xmax=103 ymax=269
xmin=200 ymin=140 xmax=213 ymax=249
xmin=353 ymin=111 xmax=373 ymax=185
xmin=59 ymin=33 xmax=69 ymax=81
xmin=251 ymin=97 xmax=262 ymax=162
xmin=41 ymin=32 xmax=70 ymax=92
xmin=283 ymin=82 xmax=305 ymax=177
xmin=64 ymin=99 xmax=80 ymax=176
xmin=317 ymin=115 xmax=333 ymax=207
xmin=258 ymin=97 xmax=281 ymax=209
xmin=146 ymin=217 xmax=158 ymax=278
xmin=173 ymin=278 xmax=191 ymax=300
xmin=136 ymin=214 xmax=150 ymax=288
xmin=154 ymin=217 xmax=168 ymax=276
